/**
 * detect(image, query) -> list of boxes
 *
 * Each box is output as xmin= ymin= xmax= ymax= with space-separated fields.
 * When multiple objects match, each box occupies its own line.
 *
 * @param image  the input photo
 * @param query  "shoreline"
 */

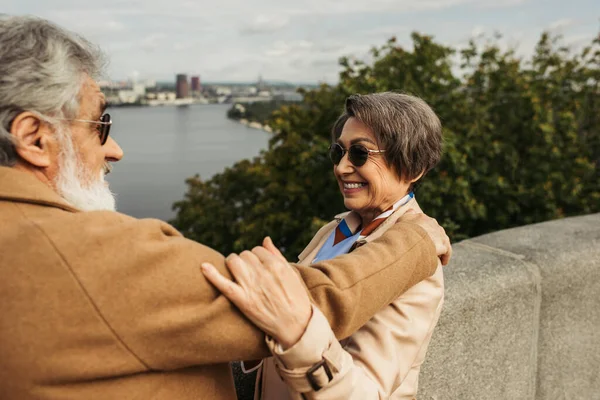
xmin=235 ymin=118 xmax=273 ymax=133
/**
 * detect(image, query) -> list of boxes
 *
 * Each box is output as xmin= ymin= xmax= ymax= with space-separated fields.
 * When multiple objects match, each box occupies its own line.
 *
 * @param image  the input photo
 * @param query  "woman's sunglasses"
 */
xmin=328 ymin=143 xmax=386 ymax=167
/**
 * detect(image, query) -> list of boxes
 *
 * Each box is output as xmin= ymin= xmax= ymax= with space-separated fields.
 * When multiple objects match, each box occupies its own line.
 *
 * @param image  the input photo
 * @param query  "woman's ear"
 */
xmin=11 ymin=112 xmax=54 ymax=168
xmin=409 ymin=171 xmax=425 ymax=184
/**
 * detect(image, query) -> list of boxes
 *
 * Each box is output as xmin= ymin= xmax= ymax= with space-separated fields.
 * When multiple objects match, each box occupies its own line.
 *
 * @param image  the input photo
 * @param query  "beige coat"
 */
xmin=256 ymin=198 xmax=444 ymax=400
xmin=0 ymin=167 xmax=439 ymax=400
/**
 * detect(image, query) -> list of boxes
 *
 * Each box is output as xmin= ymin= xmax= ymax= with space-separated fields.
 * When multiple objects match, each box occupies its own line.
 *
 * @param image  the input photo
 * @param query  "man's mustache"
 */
xmin=103 ymin=162 xmax=113 ymax=176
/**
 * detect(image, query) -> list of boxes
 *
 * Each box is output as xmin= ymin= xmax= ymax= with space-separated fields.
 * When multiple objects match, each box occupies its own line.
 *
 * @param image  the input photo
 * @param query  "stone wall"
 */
xmin=419 ymin=213 xmax=600 ymax=400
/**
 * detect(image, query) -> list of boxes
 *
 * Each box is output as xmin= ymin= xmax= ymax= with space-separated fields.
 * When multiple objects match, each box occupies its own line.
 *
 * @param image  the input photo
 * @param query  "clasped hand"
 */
xmin=201 ymin=214 xmax=452 ymax=349
xmin=201 ymin=237 xmax=312 ymax=349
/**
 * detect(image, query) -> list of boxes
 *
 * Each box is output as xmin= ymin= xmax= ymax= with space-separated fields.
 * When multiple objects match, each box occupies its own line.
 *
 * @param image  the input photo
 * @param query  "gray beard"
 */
xmin=54 ymin=128 xmax=116 ymax=212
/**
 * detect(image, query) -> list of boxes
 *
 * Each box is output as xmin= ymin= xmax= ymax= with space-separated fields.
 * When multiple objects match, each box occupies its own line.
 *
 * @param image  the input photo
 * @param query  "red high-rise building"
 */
xmin=176 ymin=74 xmax=189 ymax=98
xmin=191 ymin=76 xmax=201 ymax=92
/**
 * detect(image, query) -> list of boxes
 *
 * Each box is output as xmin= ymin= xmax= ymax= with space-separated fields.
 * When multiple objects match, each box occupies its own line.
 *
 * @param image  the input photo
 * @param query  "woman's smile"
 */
xmin=341 ymin=181 xmax=368 ymax=194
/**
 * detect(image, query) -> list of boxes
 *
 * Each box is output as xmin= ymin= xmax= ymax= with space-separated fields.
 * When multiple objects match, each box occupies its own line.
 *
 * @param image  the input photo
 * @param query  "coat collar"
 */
xmin=335 ymin=197 xmax=420 ymax=245
xmin=0 ymin=166 xmax=78 ymax=212
xmin=298 ymin=197 xmax=421 ymax=265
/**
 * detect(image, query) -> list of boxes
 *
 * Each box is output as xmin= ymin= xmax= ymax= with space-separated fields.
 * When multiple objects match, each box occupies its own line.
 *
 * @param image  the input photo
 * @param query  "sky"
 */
xmin=3 ymin=0 xmax=599 ymax=84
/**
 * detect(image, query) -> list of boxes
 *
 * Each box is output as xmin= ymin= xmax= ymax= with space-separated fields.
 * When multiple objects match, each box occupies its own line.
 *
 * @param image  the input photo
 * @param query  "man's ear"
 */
xmin=11 ymin=112 xmax=55 ymax=168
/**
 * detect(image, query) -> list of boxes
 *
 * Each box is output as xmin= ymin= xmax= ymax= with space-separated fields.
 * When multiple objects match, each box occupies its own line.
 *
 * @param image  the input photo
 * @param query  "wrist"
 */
xmin=277 ymin=305 xmax=313 ymax=350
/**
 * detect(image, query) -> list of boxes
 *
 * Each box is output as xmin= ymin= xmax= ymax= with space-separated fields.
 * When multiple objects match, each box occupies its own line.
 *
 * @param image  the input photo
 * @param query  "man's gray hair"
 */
xmin=332 ymin=92 xmax=443 ymax=182
xmin=0 ymin=15 xmax=106 ymax=166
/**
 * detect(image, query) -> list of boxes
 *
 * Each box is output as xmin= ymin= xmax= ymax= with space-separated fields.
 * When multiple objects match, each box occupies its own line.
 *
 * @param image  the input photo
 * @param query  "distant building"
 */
xmin=191 ymin=76 xmax=201 ymax=92
xmin=132 ymin=83 xmax=146 ymax=97
xmin=215 ymin=87 xmax=232 ymax=96
xmin=117 ymin=90 xmax=139 ymax=104
xmin=176 ymin=74 xmax=189 ymax=99
xmin=143 ymin=79 xmax=157 ymax=89
xmin=257 ymin=74 xmax=266 ymax=91
xmin=157 ymin=92 xmax=177 ymax=101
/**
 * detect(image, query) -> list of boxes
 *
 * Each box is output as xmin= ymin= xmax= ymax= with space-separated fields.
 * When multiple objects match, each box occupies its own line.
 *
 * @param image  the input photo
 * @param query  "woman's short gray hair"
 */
xmin=332 ymin=92 xmax=443 ymax=181
xmin=0 ymin=15 xmax=106 ymax=166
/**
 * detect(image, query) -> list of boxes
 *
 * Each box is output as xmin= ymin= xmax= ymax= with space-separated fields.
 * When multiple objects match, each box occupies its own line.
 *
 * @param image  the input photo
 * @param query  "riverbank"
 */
xmin=227 ymin=100 xmax=301 ymax=134
xmin=237 ymin=118 xmax=273 ymax=133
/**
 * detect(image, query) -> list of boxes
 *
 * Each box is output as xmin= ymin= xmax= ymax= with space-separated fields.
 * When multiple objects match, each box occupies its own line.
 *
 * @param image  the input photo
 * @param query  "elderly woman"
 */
xmin=203 ymin=92 xmax=445 ymax=399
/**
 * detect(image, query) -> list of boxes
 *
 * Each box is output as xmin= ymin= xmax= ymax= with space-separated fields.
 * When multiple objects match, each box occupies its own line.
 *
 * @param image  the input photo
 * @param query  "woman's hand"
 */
xmin=400 ymin=211 xmax=452 ymax=266
xmin=201 ymin=237 xmax=312 ymax=349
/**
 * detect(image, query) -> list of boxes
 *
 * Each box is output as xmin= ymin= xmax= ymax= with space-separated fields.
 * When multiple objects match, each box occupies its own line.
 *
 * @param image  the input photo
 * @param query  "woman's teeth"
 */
xmin=344 ymin=182 xmax=366 ymax=189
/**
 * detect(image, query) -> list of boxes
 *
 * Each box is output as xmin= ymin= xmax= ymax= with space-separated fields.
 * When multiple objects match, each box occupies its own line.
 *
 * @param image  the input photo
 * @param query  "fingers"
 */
xmin=441 ymin=235 xmax=453 ymax=266
xmin=400 ymin=212 xmax=453 ymax=265
xmin=441 ymin=252 xmax=450 ymax=266
xmin=225 ymin=253 xmax=255 ymax=286
xmin=237 ymin=250 xmax=261 ymax=269
xmin=201 ymin=263 xmax=245 ymax=304
xmin=438 ymin=225 xmax=452 ymax=266
xmin=252 ymin=245 xmax=285 ymax=272
xmin=201 ymin=243 xmax=311 ymax=347
xmin=262 ymin=236 xmax=288 ymax=263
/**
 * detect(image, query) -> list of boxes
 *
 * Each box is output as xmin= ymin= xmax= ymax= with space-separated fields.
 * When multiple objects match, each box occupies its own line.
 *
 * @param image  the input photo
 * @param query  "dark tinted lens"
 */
xmin=100 ymin=113 xmax=111 ymax=145
xmin=348 ymin=144 xmax=369 ymax=167
xmin=329 ymin=143 xmax=344 ymax=165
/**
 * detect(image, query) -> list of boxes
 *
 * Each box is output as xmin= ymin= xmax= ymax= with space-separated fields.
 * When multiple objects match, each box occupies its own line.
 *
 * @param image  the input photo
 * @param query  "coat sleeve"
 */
xmin=266 ymin=265 xmax=444 ymax=399
xmin=58 ymin=212 xmax=437 ymax=370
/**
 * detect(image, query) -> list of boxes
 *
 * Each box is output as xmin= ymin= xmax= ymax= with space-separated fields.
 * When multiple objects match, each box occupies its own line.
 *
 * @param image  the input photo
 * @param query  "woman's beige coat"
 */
xmin=255 ymin=198 xmax=444 ymax=400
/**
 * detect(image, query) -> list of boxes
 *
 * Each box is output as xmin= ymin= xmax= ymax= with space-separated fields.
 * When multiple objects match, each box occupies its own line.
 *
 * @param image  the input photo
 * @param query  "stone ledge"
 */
xmin=418 ymin=238 xmax=541 ymax=399
xmin=419 ymin=213 xmax=600 ymax=400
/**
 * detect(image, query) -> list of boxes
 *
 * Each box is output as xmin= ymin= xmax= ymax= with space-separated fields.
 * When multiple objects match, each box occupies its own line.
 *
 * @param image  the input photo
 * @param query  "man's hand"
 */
xmin=201 ymin=237 xmax=312 ymax=349
xmin=400 ymin=211 xmax=452 ymax=266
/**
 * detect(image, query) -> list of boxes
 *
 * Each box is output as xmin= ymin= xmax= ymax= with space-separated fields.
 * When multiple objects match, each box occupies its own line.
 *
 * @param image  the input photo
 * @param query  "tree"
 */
xmin=171 ymin=32 xmax=600 ymax=259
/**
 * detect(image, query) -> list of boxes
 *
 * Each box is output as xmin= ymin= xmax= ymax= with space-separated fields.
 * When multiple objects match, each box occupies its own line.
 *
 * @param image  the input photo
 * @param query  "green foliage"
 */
xmin=172 ymin=32 xmax=600 ymax=259
xmin=227 ymin=100 xmax=299 ymax=124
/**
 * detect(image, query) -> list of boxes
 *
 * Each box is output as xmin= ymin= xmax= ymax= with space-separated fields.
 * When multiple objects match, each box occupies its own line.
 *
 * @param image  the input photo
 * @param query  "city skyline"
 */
xmin=4 ymin=0 xmax=599 ymax=83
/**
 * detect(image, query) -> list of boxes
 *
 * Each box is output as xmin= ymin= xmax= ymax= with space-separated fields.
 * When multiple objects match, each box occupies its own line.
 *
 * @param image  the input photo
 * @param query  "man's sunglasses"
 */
xmin=64 ymin=113 xmax=112 ymax=145
xmin=328 ymin=143 xmax=386 ymax=167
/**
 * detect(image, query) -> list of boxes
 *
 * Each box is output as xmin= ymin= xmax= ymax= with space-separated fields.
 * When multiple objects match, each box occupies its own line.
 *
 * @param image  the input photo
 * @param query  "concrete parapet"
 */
xmin=419 ymin=213 xmax=600 ymax=400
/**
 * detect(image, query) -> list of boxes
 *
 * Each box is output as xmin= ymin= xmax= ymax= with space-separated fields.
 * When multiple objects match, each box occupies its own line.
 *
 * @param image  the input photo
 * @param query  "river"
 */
xmin=105 ymin=104 xmax=270 ymax=221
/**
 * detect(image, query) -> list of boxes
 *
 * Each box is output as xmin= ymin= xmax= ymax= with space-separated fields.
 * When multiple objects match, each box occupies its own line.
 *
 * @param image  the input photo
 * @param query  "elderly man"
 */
xmin=0 ymin=15 xmax=451 ymax=400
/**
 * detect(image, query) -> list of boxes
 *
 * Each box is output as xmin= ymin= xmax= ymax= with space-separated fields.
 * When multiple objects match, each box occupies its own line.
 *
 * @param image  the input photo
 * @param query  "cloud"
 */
xmin=140 ymin=33 xmax=166 ymax=52
xmin=362 ymin=25 xmax=411 ymax=38
xmin=8 ymin=0 xmax=598 ymax=83
xmin=311 ymin=58 xmax=340 ymax=68
xmin=105 ymin=20 xmax=126 ymax=32
xmin=106 ymin=40 xmax=136 ymax=53
xmin=173 ymin=41 xmax=195 ymax=51
xmin=240 ymin=14 xmax=290 ymax=34
xmin=314 ymin=42 xmax=346 ymax=53
xmin=476 ymin=0 xmax=528 ymax=8
xmin=278 ymin=0 xmax=529 ymax=16
xmin=471 ymin=25 xmax=486 ymax=37
xmin=264 ymin=39 xmax=366 ymax=59
xmin=565 ymin=33 xmax=596 ymax=48
xmin=42 ymin=9 xmax=127 ymax=36
xmin=548 ymin=18 xmax=576 ymax=31
xmin=264 ymin=40 xmax=314 ymax=57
